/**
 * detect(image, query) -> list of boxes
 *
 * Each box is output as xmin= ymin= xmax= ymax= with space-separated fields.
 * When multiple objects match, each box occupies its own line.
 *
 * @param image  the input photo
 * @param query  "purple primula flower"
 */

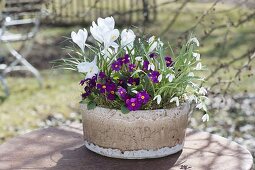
xmin=149 ymin=53 xmax=157 ymax=58
xmin=165 ymin=56 xmax=173 ymax=67
xmin=143 ymin=60 xmax=149 ymax=71
xmin=89 ymin=75 xmax=97 ymax=87
xmin=97 ymin=83 xmax=107 ymax=93
xmin=80 ymin=75 xmax=97 ymax=87
xmin=149 ymin=71 xmax=160 ymax=83
xmin=111 ymin=61 xmax=122 ymax=71
xmin=107 ymin=93 xmax=116 ymax=100
xmin=106 ymin=83 xmax=117 ymax=91
xmin=118 ymin=54 xmax=130 ymax=65
xmin=136 ymin=90 xmax=150 ymax=104
xmin=99 ymin=71 xmax=106 ymax=79
xmin=106 ymin=83 xmax=117 ymax=98
xmin=118 ymin=79 xmax=127 ymax=88
xmin=81 ymin=87 xmax=91 ymax=99
xmin=128 ymin=64 xmax=136 ymax=72
xmin=126 ymin=98 xmax=142 ymax=111
xmin=128 ymin=77 xmax=140 ymax=86
xmin=117 ymin=87 xmax=127 ymax=99
xmin=79 ymin=79 xmax=86 ymax=86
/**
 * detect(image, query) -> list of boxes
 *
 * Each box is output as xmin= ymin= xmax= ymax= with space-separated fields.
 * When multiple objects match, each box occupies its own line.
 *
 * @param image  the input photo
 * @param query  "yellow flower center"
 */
xmin=111 ymin=91 xmax=114 ymax=94
xmin=131 ymin=103 xmax=135 ymax=107
xmin=102 ymin=85 xmax=106 ymax=89
xmin=141 ymin=96 xmax=145 ymax=99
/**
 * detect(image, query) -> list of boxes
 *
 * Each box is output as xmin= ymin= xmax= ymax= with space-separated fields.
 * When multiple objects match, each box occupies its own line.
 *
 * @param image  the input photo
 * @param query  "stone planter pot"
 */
xmin=81 ymin=103 xmax=190 ymax=159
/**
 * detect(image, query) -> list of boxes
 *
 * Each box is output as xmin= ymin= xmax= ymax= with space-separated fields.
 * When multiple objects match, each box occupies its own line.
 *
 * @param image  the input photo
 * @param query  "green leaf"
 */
xmin=87 ymin=101 xmax=96 ymax=110
xmin=121 ymin=105 xmax=130 ymax=114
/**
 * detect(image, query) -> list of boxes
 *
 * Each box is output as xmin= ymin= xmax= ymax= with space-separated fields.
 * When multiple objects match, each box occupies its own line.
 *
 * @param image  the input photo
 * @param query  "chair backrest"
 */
xmin=0 ymin=0 xmax=46 ymax=41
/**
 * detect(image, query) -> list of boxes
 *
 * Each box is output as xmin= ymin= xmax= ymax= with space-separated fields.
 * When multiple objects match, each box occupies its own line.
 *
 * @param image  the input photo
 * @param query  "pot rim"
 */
xmin=80 ymin=102 xmax=190 ymax=113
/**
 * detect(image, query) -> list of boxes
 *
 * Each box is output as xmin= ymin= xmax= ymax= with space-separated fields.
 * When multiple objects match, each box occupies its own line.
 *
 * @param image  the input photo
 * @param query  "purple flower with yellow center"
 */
xmin=117 ymin=87 xmax=127 ymax=100
xmin=128 ymin=77 xmax=140 ymax=86
xmin=97 ymin=83 xmax=107 ymax=93
xmin=165 ymin=56 xmax=173 ymax=67
xmin=107 ymin=93 xmax=116 ymax=100
xmin=149 ymin=53 xmax=157 ymax=58
xmin=136 ymin=90 xmax=150 ymax=104
xmin=126 ymin=98 xmax=142 ymax=111
xmin=149 ymin=71 xmax=160 ymax=83
xmin=99 ymin=71 xmax=106 ymax=79
xmin=111 ymin=61 xmax=122 ymax=71
xmin=106 ymin=83 xmax=116 ymax=95
xmin=143 ymin=60 xmax=149 ymax=71
xmin=128 ymin=64 xmax=136 ymax=72
xmin=81 ymin=87 xmax=91 ymax=99
xmin=118 ymin=54 xmax=130 ymax=65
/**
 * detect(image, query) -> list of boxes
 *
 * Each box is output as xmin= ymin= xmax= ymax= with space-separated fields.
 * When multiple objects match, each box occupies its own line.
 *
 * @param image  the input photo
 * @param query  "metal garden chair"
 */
xmin=0 ymin=0 xmax=45 ymax=96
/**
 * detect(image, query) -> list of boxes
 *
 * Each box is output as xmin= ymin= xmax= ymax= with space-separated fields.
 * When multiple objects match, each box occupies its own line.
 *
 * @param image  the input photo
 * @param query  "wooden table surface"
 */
xmin=0 ymin=124 xmax=253 ymax=170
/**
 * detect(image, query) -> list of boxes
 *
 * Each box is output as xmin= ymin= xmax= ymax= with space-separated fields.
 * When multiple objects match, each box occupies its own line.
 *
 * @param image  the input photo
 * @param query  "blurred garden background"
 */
xmin=0 ymin=0 xmax=255 ymax=161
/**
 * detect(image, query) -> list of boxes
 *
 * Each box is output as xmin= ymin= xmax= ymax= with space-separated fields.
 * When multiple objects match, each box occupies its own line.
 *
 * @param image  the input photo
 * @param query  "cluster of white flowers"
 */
xmin=72 ymin=16 xmax=136 ymax=79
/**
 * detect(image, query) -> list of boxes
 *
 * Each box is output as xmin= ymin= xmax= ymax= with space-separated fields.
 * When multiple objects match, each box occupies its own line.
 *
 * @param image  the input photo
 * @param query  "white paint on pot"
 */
xmin=85 ymin=141 xmax=184 ymax=159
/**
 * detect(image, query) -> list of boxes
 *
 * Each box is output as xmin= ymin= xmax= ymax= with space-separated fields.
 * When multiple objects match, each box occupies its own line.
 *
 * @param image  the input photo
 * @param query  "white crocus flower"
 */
xmin=148 ymin=63 xmax=155 ymax=71
xmin=193 ymin=52 xmax=201 ymax=61
xmin=166 ymin=74 xmax=175 ymax=82
xmin=158 ymin=74 xmax=163 ymax=82
xmin=103 ymin=29 xmax=120 ymax=50
xmin=195 ymin=62 xmax=202 ymax=70
xmin=199 ymin=87 xmax=207 ymax=95
xmin=153 ymin=95 xmax=162 ymax=104
xmin=90 ymin=16 xmax=120 ymax=50
xmin=170 ymin=97 xmax=179 ymax=107
xmin=202 ymin=114 xmax=209 ymax=122
xmin=188 ymin=37 xmax=199 ymax=47
xmin=77 ymin=57 xmax=99 ymax=79
xmin=71 ymin=28 xmax=88 ymax=52
xmin=121 ymin=29 xmax=136 ymax=49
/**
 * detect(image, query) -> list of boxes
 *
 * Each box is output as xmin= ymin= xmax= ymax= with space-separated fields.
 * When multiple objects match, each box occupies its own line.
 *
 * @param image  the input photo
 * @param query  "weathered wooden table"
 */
xmin=0 ymin=125 xmax=253 ymax=170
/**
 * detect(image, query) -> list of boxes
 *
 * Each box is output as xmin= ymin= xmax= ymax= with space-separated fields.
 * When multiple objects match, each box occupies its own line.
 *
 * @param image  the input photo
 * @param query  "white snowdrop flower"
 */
xmin=158 ymin=74 xmax=163 ymax=82
xmin=195 ymin=62 xmax=202 ymax=70
xmin=166 ymin=74 xmax=175 ymax=82
xmin=132 ymin=90 xmax=138 ymax=94
xmin=188 ymin=72 xmax=194 ymax=77
xmin=188 ymin=95 xmax=198 ymax=103
xmin=188 ymin=37 xmax=200 ymax=47
xmin=121 ymin=29 xmax=136 ymax=49
xmin=157 ymin=38 xmax=164 ymax=47
xmin=148 ymin=63 xmax=155 ymax=71
xmin=196 ymin=102 xmax=207 ymax=111
xmin=71 ymin=28 xmax=88 ymax=52
xmin=135 ymin=56 xmax=143 ymax=61
xmin=153 ymin=95 xmax=162 ymax=105
xmin=202 ymin=114 xmax=209 ymax=122
xmin=148 ymin=36 xmax=158 ymax=53
xmin=199 ymin=87 xmax=207 ymax=95
xmin=77 ymin=57 xmax=99 ymax=79
xmin=193 ymin=52 xmax=201 ymax=61
xmin=170 ymin=97 xmax=179 ymax=107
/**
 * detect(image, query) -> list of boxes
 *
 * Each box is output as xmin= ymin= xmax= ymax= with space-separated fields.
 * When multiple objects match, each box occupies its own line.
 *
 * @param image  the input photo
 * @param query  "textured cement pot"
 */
xmin=81 ymin=103 xmax=190 ymax=159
